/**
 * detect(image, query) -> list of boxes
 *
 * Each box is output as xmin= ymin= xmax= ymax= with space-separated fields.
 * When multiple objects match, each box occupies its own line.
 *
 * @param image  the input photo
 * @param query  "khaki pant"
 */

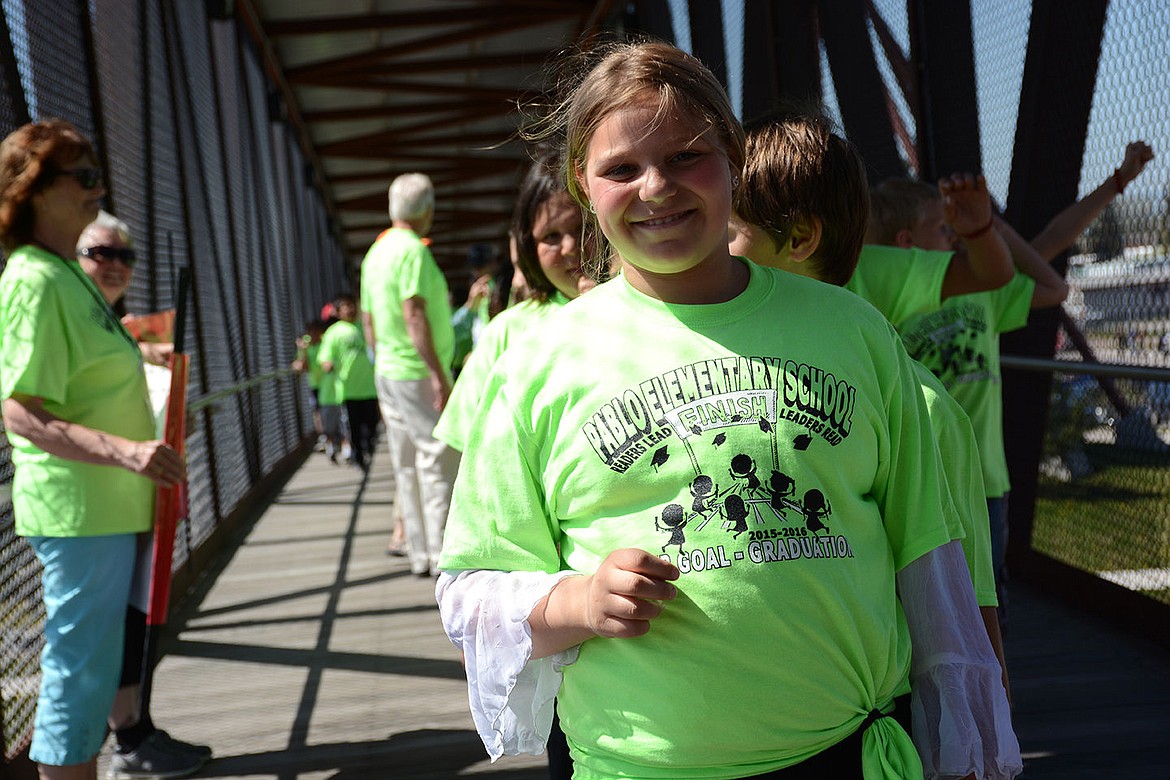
xmin=375 ymin=374 xmax=459 ymax=574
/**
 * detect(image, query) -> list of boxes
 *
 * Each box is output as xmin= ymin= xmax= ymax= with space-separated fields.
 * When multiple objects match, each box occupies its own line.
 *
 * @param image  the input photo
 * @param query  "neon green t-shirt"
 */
xmin=318 ymin=319 xmax=376 ymax=402
xmin=434 ymin=294 xmax=568 ymax=452
xmin=315 ymin=368 xmax=340 ymax=407
xmin=359 ymin=228 xmax=454 ymax=381
xmin=845 ymin=244 xmax=953 ymax=329
xmin=441 ymin=262 xmax=951 ymax=778
xmin=0 ymin=245 xmax=156 ymax=537
xmin=304 ymin=341 xmax=323 ymax=390
xmin=450 ymin=305 xmax=476 ymax=372
xmin=913 ymin=360 xmax=997 ymax=607
xmin=899 ymin=273 xmax=1035 ymax=497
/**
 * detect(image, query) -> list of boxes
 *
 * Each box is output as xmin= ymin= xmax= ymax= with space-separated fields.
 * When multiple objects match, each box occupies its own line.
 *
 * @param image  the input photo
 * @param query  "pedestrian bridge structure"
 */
xmin=2 ymin=1 xmax=1169 ymax=776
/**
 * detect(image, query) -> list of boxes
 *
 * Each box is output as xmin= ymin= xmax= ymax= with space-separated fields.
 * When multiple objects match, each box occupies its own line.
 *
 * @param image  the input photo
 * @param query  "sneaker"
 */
xmin=152 ymin=729 xmax=212 ymax=764
xmin=108 ymin=731 xmax=203 ymax=779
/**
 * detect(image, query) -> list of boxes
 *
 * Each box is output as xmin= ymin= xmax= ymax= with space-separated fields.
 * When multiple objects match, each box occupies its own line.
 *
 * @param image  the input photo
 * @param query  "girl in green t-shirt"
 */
xmin=434 ymin=150 xmax=584 ymax=455
xmin=437 ymin=42 xmax=1005 ymax=780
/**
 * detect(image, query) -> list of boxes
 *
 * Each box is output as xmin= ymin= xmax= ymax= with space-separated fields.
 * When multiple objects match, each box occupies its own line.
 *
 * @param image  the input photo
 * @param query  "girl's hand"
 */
xmin=582 ymin=548 xmax=680 ymax=639
xmin=139 ymin=341 xmax=174 ymax=366
xmin=1117 ymin=141 xmax=1154 ymax=185
xmin=467 ymin=274 xmax=492 ymax=307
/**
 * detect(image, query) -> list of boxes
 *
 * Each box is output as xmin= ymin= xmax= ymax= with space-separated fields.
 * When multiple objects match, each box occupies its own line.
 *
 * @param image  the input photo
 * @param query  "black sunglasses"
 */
xmin=55 ymin=167 xmax=103 ymax=190
xmin=78 ymin=245 xmax=136 ymax=267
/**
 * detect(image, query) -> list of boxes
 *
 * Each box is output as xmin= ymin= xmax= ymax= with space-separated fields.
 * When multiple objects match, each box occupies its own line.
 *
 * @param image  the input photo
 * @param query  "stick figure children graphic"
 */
xmin=654 ymin=503 xmax=690 ymax=554
xmin=722 ymin=494 xmax=749 ymax=539
xmin=689 ymin=474 xmax=717 ymax=515
xmin=800 ymin=489 xmax=832 ymax=535
xmin=768 ymin=470 xmax=797 ymax=517
xmin=728 ymin=453 xmax=765 ymax=496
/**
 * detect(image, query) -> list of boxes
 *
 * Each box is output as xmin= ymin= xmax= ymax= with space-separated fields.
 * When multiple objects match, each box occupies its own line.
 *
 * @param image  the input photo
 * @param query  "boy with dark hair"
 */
xmin=730 ymin=111 xmax=1011 ymax=700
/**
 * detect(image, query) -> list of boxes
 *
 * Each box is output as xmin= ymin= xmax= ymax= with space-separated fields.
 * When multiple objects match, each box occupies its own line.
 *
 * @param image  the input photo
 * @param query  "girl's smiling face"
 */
xmin=531 ymin=191 xmax=583 ymax=299
xmin=579 ymin=103 xmax=739 ymax=301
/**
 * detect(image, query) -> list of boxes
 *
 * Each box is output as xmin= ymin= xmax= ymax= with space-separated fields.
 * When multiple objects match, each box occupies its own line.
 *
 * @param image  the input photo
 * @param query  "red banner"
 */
xmin=145 ymin=352 xmax=190 ymax=627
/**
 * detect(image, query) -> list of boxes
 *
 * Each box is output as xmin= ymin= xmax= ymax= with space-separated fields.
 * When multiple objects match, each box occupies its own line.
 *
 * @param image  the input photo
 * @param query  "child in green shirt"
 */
xmin=293 ymin=319 xmax=327 ymax=446
xmin=730 ymin=112 xmax=1016 ymax=727
xmin=319 ymin=295 xmax=378 ymax=469
xmin=437 ymin=41 xmax=1010 ymax=780
xmin=867 ymin=174 xmax=1069 ymax=621
xmin=434 ymin=151 xmax=583 ymax=454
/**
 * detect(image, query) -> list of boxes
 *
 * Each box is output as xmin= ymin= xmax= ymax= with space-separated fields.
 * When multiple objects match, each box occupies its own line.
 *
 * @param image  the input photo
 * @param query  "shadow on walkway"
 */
xmin=94 ymin=443 xmax=1170 ymax=779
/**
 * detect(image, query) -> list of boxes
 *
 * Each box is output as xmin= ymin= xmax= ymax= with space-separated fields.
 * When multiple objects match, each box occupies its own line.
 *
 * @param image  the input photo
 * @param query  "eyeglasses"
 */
xmin=55 ymin=168 xmax=103 ymax=190
xmin=78 ymin=245 xmax=136 ymax=267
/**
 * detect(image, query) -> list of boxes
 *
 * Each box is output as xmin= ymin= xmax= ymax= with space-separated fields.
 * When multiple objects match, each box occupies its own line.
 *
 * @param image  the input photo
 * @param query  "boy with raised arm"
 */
xmin=867 ymin=175 xmax=1070 ymax=621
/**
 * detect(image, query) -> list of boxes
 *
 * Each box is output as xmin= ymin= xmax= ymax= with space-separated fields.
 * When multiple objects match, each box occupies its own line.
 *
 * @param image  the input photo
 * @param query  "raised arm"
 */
xmin=1030 ymin=141 xmax=1154 ymax=262
xmin=994 ymin=216 xmax=1069 ymax=309
xmin=938 ymin=173 xmax=1015 ymax=300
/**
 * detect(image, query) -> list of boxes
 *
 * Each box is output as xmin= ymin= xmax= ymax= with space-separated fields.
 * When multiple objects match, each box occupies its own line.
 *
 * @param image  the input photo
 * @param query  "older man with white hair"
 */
xmin=361 ymin=173 xmax=457 ymax=577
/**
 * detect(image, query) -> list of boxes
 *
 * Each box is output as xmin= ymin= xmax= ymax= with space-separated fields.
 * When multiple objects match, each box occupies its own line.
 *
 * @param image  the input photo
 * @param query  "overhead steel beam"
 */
xmin=818 ymin=0 xmax=905 ymax=181
xmin=623 ymin=0 xmax=674 ymax=41
xmin=908 ymin=0 xmax=982 ymax=180
xmin=688 ymin=0 xmax=727 ymax=89
xmin=742 ymin=0 xmax=820 ymax=123
xmin=1000 ymin=0 xmax=1108 ymax=565
xmin=265 ymin=4 xmax=588 ymax=36
xmin=320 ymin=130 xmax=523 ymax=158
xmin=289 ymin=50 xmax=556 ymax=85
xmin=303 ymin=98 xmax=512 ymax=123
xmin=285 ymin=15 xmax=569 ymax=83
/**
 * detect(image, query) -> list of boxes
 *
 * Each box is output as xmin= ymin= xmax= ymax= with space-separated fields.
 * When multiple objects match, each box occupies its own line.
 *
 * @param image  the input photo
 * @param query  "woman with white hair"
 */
xmin=75 ymin=212 xmax=212 ymax=776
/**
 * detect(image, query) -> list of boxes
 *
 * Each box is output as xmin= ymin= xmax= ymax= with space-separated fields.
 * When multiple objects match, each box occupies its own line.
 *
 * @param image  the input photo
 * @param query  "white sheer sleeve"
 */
xmin=897 ymin=540 xmax=1023 ymax=780
xmin=435 ymin=569 xmax=580 ymax=761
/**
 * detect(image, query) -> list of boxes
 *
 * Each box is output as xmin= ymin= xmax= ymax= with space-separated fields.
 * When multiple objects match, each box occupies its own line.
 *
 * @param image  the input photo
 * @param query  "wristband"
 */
xmin=956 ymin=213 xmax=994 ymax=241
xmin=1112 ymin=168 xmax=1126 ymax=196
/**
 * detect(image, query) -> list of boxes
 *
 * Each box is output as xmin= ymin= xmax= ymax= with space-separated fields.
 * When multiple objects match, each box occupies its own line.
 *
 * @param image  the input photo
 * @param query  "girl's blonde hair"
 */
xmin=525 ymin=39 xmax=744 ymax=280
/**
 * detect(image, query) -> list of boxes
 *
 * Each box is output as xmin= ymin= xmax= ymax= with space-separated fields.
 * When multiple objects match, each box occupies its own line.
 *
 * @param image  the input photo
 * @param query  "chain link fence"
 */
xmin=815 ymin=0 xmax=1170 ymax=610
xmin=0 ymin=0 xmax=347 ymax=759
xmin=705 ymin=0 xmax=1170 ymax=618
xmin=1036 ymin=0 xmax=1170 ymax=604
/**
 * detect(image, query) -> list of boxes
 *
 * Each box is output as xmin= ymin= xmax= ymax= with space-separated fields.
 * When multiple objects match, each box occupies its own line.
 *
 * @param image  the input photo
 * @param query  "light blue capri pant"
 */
xmin=27 ymin=533 xmax=136 ymax=766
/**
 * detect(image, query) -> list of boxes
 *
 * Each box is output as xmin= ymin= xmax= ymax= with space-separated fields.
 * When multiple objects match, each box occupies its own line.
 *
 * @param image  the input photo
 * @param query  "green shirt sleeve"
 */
xmin=439 ymin=359 xmax=563 ymax=573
